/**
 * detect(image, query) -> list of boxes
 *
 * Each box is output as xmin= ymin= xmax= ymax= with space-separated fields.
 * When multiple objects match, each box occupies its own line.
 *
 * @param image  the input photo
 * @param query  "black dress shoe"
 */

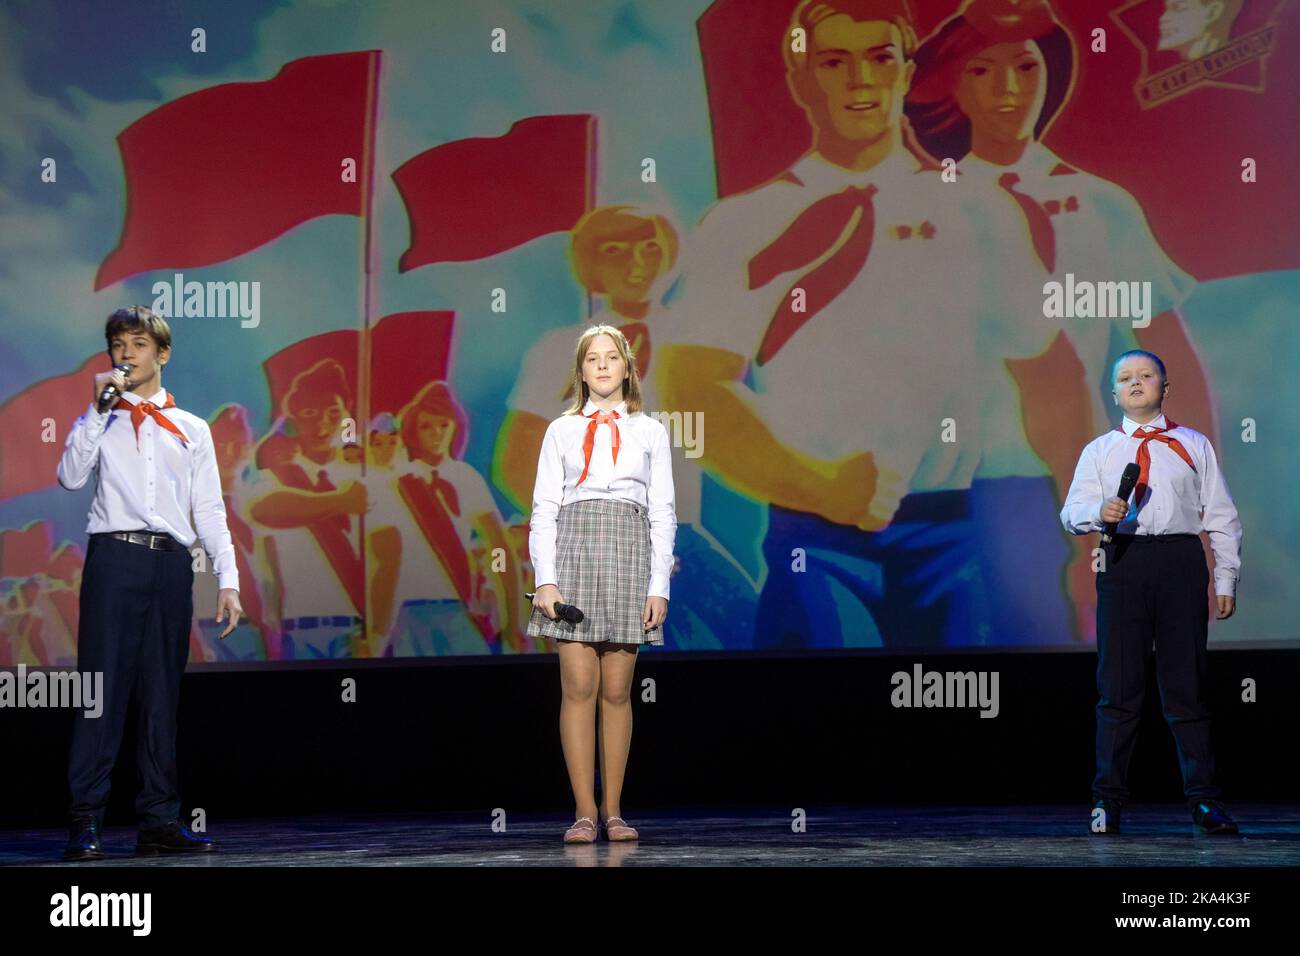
xmin=63 ymin=817 xmax=105 ymax=861
xmin=1090 ymin=798 xmax=1122 ymax=834
xmin=136 ymin=821 xmax=217 ymax=855
xmin=1192 ymin=801 xmax=1239 ymax=835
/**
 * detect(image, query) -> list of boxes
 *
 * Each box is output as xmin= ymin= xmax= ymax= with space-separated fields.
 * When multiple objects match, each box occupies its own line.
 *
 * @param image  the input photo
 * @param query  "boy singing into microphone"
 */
xmin=57 ymin=306 xmax=242 ymax=859
xmin=1061 ymin=350 xmax=1241 ymax=835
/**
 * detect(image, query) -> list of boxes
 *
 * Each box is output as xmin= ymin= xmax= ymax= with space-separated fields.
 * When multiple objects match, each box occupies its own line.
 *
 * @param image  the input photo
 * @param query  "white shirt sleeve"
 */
xmin=1060 ymin=440 xmax=1106 ymax=535
xmin=667 ymin=198 xmax=768 ymax=356
xmin=460 ymin=464 xmax=501 ymax=523
xmin=56 ymin=403 xmax=111 ymax=491
xmin=528 ymin=422 xmax=564 ymax=589
xmin=510 ymin=327 xmax=577 ymax=420
xmin=1100 ymin=185 xmax=1196 ymax=317
xmin=366 ymin=471 xmax=404 ymax=531
xmin=1197 ymin=439 xmax=1242 ymax=597
xmin=646 ymin=420 xmax=677 ymax=600
xmin=189 ymin=420 xmax=241 ymax=592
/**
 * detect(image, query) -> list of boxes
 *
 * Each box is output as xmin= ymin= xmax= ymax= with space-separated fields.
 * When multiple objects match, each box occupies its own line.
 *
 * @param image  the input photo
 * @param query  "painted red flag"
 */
xmin=368 ymin=311 xmax=455 ymax=417
xmin=95 ymin=51 xmax=380 ymax=290
xmin=250 ymin=312 xmax=455 ymax=626
xmin=255 ymin=310 xmax=456 ymax=477
xmin=393 ymin=114 xmax=596 ymax=270
xmin=258 ymin=312 xmax=454 ymax=435
xmin=0 ymin=354 xmax=103 ymax=501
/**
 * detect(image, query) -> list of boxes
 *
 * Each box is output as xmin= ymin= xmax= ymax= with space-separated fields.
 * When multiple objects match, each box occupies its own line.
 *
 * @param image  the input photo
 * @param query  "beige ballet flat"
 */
xmin=563 ymin=816 xmax=597 ymax=844
xmin=601 ymin=816 xmax=639 ymax=842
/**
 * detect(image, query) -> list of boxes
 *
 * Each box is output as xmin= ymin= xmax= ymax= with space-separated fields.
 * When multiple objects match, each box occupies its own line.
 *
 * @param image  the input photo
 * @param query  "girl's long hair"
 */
xmin=399 ymin=379 xmax=469 ymax=461
xmin=904 ymin=0 xmax=1075 ymax=163
xmin=563 ymin=324 xmax=643 ymax=416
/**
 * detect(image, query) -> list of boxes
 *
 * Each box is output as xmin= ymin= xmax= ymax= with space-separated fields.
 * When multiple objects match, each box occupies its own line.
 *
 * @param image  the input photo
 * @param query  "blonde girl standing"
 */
xmin=528 ymin=324 xmax=676 ymax=844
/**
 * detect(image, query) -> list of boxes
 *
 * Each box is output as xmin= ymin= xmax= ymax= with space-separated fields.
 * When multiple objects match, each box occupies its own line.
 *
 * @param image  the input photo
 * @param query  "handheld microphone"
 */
xmin=97 ymin=364 xmax=131 ymax=413
xmin=1100 ymin=462 xmax=1142 ymax=544
xmin=525 ymin=591 xmax=585 ymax=624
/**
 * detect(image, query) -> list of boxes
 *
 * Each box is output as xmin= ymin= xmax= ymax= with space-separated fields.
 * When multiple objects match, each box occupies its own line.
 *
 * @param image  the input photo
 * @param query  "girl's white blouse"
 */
xmin=529 ymin=398 xmax=677 ymax=599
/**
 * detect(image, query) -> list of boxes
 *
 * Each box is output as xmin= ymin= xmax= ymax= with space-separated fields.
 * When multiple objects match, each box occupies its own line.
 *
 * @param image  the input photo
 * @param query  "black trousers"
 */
xmin=67 ymin=534 xmax=194 ymax=828
xmin=1093 ymin=534 xmax=1219 ymax=807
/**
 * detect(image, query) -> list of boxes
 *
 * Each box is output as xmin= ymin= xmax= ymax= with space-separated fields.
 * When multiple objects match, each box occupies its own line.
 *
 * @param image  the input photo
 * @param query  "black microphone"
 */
xmin=525 ymin=591 xmax=585 ymax=624
xmin=1100 ymin=462 xmax=1142 ymax=544
xmin=97 ymin=363 xmax=131 ymax=413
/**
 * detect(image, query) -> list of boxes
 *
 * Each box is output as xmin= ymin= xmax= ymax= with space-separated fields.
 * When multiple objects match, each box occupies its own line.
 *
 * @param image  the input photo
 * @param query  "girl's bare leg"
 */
xmin=596 ymin=644 xmax=639 ymax=821
xmin=558 ymin=640 xmax=601 ymax=821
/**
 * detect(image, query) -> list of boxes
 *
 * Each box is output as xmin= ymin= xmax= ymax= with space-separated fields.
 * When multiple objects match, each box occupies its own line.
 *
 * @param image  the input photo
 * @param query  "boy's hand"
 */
xmin=92 ymin=368 xmax=128 ymax=408
xmin=823 ymin=452 xmax=904 ymax=531
xmin=217 ymin=588 xmax=243 ymax=638
xmin=338 ymin=480 xmax=370 ymax=515
xmin=1099 ymin=497 xmax=1129 ymax=525
xmin=1216 ymin=595 xmax=1236 ymax=620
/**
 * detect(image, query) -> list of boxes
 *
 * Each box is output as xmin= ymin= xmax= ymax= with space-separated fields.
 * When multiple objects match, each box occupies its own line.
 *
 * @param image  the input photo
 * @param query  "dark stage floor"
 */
xmin=4 ymin=805 xmax=1298 ymax=867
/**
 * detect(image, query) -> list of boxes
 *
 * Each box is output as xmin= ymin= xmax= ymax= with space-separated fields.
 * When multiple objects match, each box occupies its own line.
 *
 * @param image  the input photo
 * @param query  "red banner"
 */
xmin=0 ymin=354 xmax=103 ymax=501
xmin=394 ymin=114 xmax=596 ymax=270
xmin=96 ymin=51 xmax=380 ymax=289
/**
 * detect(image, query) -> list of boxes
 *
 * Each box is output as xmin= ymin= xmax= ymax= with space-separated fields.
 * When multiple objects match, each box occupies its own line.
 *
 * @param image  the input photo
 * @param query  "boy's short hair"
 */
xmin=368 ymin=412 xmax=399 ymax=435
xmin=783 ymin=0 xmax=919 ymax=73
xmin=105 ymin=306 xmax=172 ymax=354
xmin=569 ymin=205 xmax=680 ymax=294
xmin=283 ymin=359 xmax=352 ymax=416
xmin=1112 ymin=349 xmax=1167 ymax=385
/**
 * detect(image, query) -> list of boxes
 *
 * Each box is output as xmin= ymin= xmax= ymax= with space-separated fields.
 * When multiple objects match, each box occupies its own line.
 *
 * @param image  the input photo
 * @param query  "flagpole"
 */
xmin=587 ymin=115 xmax=598 ymax=324
xmin=358 ymin=50 xmax=382 ymax=653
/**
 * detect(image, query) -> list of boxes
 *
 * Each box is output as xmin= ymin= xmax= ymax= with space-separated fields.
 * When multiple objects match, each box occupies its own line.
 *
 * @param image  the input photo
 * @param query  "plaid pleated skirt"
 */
xmin=527 ymin=497 xmax=663 ymax=646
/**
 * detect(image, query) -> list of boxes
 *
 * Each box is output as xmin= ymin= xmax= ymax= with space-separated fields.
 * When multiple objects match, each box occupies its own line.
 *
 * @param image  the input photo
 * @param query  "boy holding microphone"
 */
xmin=57 ymin=306 xmax=242 ymax=858
xmin=1061 ymin=350 xmax=1241 ymax=835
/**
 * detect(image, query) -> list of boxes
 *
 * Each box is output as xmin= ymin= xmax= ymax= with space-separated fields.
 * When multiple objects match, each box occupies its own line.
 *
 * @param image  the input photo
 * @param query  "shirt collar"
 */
xmin=1121 ymin=412 xmax=1168 ymax=436
xmin=293 ymin=448 xmax=348 ymax=471
xmin=959 ymin=141 xmax=1061 ymax=183
xmin=407 ymin=455 xmax=450 ymax=477
xmin=582 ymin=398 xmax=628 ymax=417
xmin=118 ymin=387 xmax=168 ymax=407
xmin=790 ymin=146 xmax=923 ymax=196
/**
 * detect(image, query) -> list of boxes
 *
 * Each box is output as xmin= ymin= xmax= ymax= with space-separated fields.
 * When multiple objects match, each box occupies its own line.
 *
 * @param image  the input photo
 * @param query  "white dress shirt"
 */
xmin=659 ymin=148 xmax=987 ymax=495
xmin=57 ymin=388 xmax=240 ymax=591
xmin=246 ymin=450 xmax=362 ymax=619
xmin=371 ymin=456 xmax=501 ymax=605
xmin=530 ymin=398 xmax=677 ymax=599
xmin=510 ymin=308 xmax=706 ymax=526
xmin=1060 ymin=412 xmax=1242 ymax=596
xmin=958 ymin=143 xmax=1196 ymax=478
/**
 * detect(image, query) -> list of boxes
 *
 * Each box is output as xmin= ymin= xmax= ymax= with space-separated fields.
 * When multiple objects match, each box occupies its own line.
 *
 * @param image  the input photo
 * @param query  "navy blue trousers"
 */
xmin=1093 ymin=534 xmax=1219 ymax=807
xmin=756 ymin=478 xmax=1076 ymax=649
xmin=68 ymin=535 xmax=194 ymax=828
xmin=756 ymin=489 xmax=980 ymax=649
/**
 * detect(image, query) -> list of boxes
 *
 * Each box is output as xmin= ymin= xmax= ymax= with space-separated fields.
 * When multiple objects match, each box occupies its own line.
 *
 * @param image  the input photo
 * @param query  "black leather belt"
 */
xmin=96 ymin=531 xmax=183 ymax=551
